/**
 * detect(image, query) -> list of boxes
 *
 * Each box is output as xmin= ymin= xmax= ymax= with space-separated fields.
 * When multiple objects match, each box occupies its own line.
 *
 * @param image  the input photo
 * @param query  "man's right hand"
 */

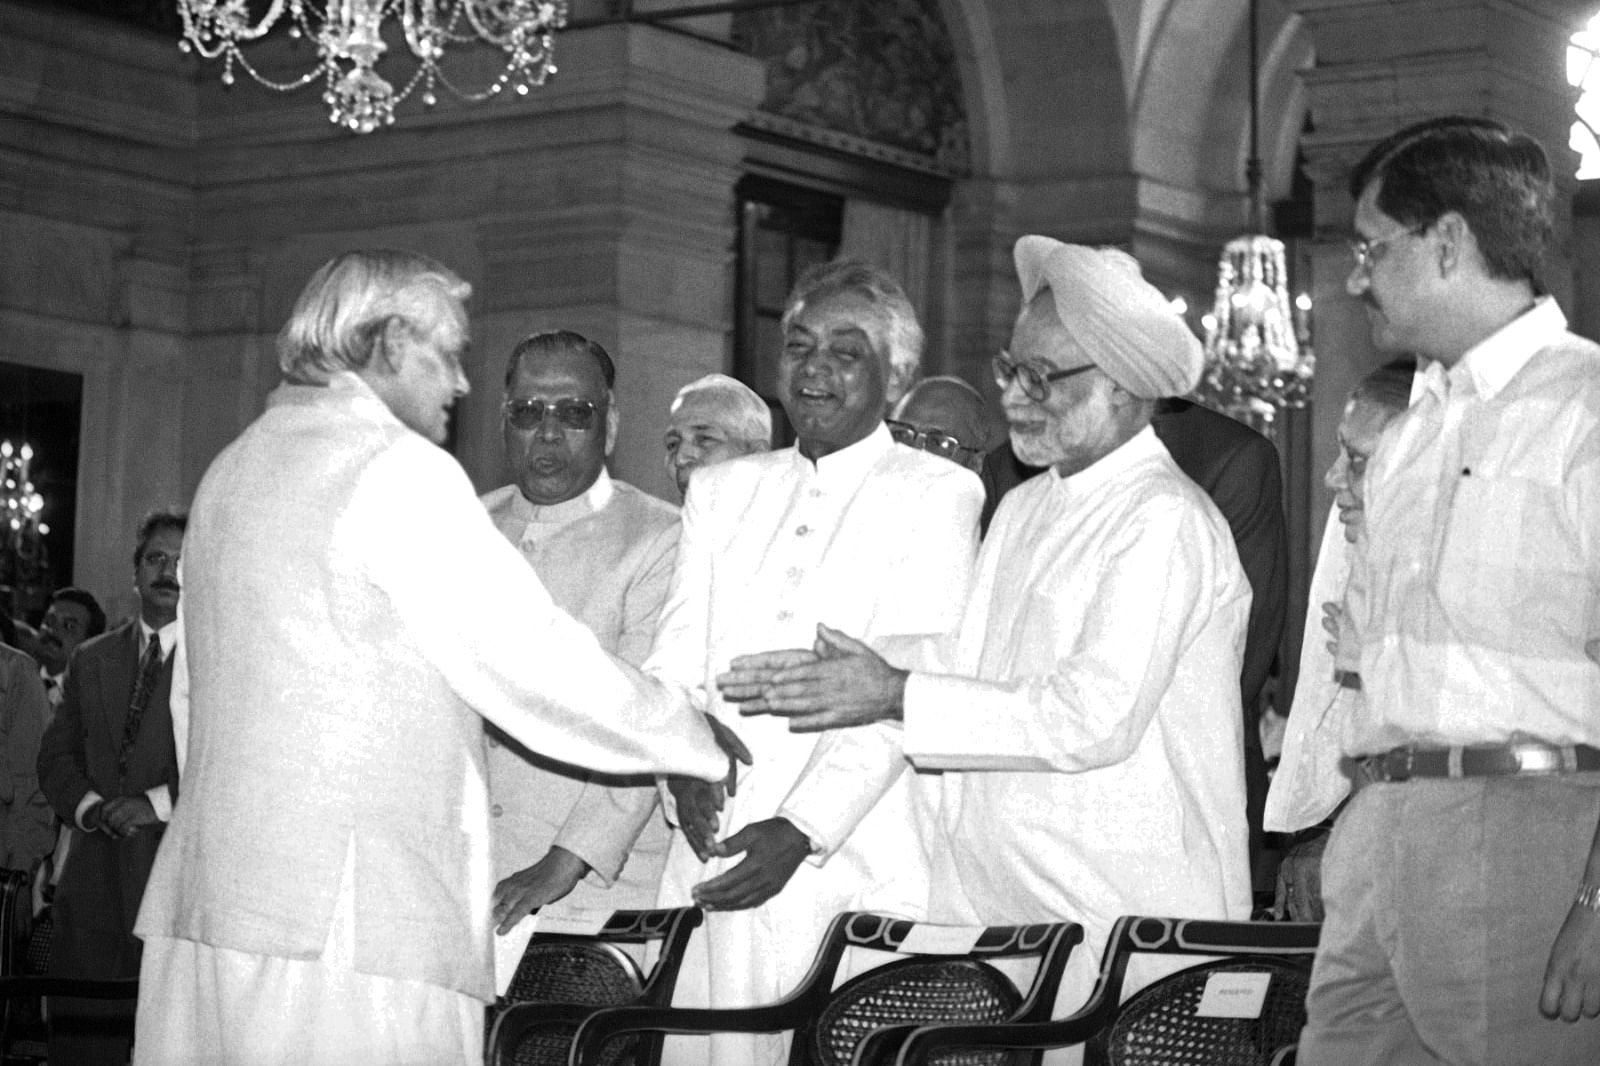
xmin=667 ymin=776 xmax=727 ymax=862
xmin=493 ymin=847 xmax=588 ymax=934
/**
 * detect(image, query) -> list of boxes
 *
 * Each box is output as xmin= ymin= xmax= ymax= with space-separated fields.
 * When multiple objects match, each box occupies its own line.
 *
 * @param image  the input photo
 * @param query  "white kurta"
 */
xmin=133 ymin=374 xmax=726 ymax=1066
xmin=480 ymin=473 xmax=680 ymax=915
xmin=646 ymin=424 xmax=982 ymax=1066
xmin=903 ymin=427 xmax=1253 ymax=1022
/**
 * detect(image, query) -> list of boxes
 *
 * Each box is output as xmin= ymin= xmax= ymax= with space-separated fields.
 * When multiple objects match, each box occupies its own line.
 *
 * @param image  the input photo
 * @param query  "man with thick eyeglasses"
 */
xmin=646 ymin=259 xmax=982 ymax=1066
xmin=886 ymin=375 xmax=992 ymax=474
xmin=38 ymin=508 xmax=186 ymax=1066
xmin=1295 ymin=119 xmax=1600 ymax=1065
xmin=722 ymin=237 xmax=1253 ymax=1025
xmin=478 ymin=329 xmax=686 ymax=949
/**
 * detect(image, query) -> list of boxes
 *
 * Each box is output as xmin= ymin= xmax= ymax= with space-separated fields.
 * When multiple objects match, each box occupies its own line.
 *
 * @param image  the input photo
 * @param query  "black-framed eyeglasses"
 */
xmin=992 ymin=352 xmax=1096 ymax=403
xmin=1348 ymin=224 xmax=1429 ymax=272
xmin=503 ymin=398 xmax=600 ymax=432
xmin=886 ymin=420 xmax=984 ymax=461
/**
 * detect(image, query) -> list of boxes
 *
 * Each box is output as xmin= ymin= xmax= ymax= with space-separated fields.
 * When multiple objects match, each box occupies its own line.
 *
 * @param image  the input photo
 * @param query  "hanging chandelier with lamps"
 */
xmin=0 ymin=440 xmax=48 ymax=593
xmin=176 ymin=0 xmax=571 ymax=134
xmin=1193 ymin=0 xmax=1314 ymax=436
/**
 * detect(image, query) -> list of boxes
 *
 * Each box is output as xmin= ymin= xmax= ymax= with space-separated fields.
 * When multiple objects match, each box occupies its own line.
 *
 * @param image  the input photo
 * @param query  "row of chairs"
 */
xmin=492 ymin=906 xmax=1320 ymax=1066
xmin=0 ymin=864 xmax=1319 ymax=1066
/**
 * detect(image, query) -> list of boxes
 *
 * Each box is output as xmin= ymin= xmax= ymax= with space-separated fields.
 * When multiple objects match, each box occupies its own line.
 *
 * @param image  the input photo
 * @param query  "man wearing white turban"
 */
xmin=721 ymin=238 xmax=1254 ymax=1037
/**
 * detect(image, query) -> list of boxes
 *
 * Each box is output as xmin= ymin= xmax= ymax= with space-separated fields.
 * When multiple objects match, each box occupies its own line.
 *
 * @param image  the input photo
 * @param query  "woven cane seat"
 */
xmin=503 ymin=941 xmax=644 ymax=1066
xmin=1097 ymin=958 xmax=1310 ymax=1066
xmin=813 ymin=959 xmax=1025 ymax=1066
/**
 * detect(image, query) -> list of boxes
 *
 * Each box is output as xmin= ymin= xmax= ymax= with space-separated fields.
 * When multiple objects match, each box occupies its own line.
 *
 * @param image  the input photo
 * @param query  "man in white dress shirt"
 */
xmin=1297 ymin=117 xmax=1600 ymax=1065
xmin=724 ymin=239 xmax=1253 ymax=1026
xmin=481 ymin=330 xmax=683 ymax=931
xmin=647 ymin=259 xmax=984 ymax=1065
xmin=131 ymin=250 xmax=727 ymax=1066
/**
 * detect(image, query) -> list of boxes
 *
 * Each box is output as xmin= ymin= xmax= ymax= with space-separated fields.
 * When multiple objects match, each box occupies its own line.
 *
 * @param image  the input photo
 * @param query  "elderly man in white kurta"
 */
xmin=648 ymin=259 xmax=982 ymax=1066
xmin=482 ymin=330 xmax=681 ymax=932
xmin=724 ymin=239 xmax=1253 ymax=1034
xmin=132 ymin=251 xmax=727 ymax=1066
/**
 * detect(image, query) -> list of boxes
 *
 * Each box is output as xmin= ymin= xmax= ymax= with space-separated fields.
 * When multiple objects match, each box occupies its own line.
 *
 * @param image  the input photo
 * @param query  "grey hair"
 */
xmin=670 ymin=373 xmax=772 ymax=450
xmin=277 ymin=250 xmax=471 ymax=384
xmin=779 ymin=259 xmax=923 ymax=403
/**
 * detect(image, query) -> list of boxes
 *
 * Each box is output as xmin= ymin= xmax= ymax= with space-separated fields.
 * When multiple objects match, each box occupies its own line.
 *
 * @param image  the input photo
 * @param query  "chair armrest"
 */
xmin=1269 ymin=1044 xmax=1298 ymax=1065
xmin=570 ymin=1000 xmax=810 ymax=1065
xmin=891 ymin=1013 xmax=1107 ymax=1065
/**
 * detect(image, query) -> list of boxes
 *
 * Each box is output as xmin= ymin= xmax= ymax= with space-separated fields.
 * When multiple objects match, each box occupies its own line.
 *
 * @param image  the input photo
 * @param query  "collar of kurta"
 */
xmin=1043 ymin=424 xmax=1164 ymax=497
xmin=268 ymin=371 xmax=401 ymax=429
xmin=1417 ymin=295 xmax=1567 ymax=405
xmin=495 ymin=469 xmax=615 ymax=530
xmin=790 ymin=421 xmax=894 ymax=483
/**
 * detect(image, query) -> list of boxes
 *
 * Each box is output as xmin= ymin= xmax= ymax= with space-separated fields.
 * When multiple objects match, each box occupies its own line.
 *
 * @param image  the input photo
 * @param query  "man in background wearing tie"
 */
xmin=37 ymin=509 xmax=185 ymax=1066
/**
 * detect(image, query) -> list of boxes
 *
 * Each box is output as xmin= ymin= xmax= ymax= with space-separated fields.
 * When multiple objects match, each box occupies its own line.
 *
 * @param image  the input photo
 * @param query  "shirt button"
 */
xmin=809 ymin=489 xmax=822 ymax=498
xmin=787 ymin=567 xmax=803 ymax=580
xmin=487 ymin=736 xmax=500 ymax=749
xmin=491 ymin=804 xmax=504 ymax=817
xmin=796 ymin=524 xmax=811 ymax=536
xmin=777 ymin=610 xmax=793 ymax=622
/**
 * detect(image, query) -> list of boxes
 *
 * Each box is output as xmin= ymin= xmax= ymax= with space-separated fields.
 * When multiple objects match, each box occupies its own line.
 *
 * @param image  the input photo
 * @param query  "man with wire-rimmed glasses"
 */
xmin=887 ymin=375 xmax=992 ymax=474
xmin=1298 ymin=117 xmax=1600 ymax=1065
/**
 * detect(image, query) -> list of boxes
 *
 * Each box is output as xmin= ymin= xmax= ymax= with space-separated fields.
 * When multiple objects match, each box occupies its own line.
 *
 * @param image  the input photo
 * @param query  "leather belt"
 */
xmin=1356 ymin=742 xmax=1600 ymax=784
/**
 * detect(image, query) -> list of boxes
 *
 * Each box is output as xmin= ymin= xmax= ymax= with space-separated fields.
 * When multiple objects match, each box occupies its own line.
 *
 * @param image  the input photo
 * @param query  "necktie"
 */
xmin=119 ymin=638 xmax=164 ymax=781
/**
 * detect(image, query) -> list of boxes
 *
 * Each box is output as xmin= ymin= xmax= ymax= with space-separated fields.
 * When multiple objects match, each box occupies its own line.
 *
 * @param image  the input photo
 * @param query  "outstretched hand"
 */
xmin=690 ymin=817 xmax=811 ymax=911
xmin=717 ymin=625 xmax=907 ymax=732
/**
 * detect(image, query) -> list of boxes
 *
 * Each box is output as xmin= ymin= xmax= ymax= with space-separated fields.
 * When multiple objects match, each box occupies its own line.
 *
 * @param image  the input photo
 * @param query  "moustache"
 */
xmin=152 ymin=579 xmax=180 ymax=593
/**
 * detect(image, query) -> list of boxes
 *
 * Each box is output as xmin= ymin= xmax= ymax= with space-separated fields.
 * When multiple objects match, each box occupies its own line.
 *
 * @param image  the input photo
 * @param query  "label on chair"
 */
xmin=1195 ymin=971 xmax=1272 ymax=1018
xmin=897 ymin=923 xmax=984 ymax=955
xmin=532 ymin=905 xmax=611 ymax=937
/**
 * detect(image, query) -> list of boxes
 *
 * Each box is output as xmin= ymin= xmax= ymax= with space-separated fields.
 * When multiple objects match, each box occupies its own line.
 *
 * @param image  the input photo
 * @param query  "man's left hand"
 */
xmin=100 ymin=796 xmax=158 ymax=839
xmin=690 ymin=817 xmax=811 ymax=911
xmin=717 ymin=625 xmax=907 ymax=732
xmin=1542 ymin=903 xmax=1600 ymax=1021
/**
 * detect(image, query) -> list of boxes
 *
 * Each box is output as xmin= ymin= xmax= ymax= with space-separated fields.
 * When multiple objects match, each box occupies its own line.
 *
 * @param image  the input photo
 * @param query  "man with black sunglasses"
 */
xmin=479 ymin=330 xmax=685 ymax=946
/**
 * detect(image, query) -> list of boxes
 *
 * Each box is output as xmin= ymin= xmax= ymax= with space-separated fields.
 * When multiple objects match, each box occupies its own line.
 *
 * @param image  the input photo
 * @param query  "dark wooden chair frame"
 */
xmin=861 ymin=915 xmax=1320 ymax=1066
xmin=486 ymin=905 xmax=703 ymax=1066
xmin=569 ymin=911 xmax=1084 ymax=1066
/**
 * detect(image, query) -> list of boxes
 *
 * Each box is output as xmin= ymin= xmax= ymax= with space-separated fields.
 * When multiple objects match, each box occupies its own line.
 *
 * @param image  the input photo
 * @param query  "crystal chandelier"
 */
xmin=177 ymin=0 xmax=571 ymax=134
xmin=1193 ymin=0 xmax=1314 ymax=437
xmin=1 ymin=439 xmax=47 ymax=554
xmin=1196 ymin=236 xmax=1314 ymax=433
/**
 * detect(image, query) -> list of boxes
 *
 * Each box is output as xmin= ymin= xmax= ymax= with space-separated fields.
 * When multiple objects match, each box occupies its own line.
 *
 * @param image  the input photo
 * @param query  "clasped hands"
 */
xmin=662 ymin=625 xmax=906 ymax=912
xmin=87 ymin=795 xmax=159 ymax=840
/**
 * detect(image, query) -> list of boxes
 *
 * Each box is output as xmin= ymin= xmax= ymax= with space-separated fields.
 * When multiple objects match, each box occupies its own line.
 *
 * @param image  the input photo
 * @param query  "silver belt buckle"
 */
xmin=1512 ymin=744 xmax=1561 ymax=774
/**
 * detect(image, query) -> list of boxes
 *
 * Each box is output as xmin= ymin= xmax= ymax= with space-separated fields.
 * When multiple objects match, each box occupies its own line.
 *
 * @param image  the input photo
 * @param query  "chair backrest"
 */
xmin=1085 ymin=917 xmax=1320 ymax=1066
xmin=798 ymin=913 xmax=1082 ymax=1066
xmin=489 ymin=906 xmax=702 ymax=1066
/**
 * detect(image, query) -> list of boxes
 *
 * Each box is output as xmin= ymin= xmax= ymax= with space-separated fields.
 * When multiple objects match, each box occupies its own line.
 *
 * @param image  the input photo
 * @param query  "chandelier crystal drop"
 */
xmin=176 ymin=0 xmax=571 ymax=134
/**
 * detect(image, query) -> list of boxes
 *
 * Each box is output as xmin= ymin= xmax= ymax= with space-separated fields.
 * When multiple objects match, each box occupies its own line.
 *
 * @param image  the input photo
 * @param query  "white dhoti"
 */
xmin=134 ymin=842 xmax=484 ymax=1066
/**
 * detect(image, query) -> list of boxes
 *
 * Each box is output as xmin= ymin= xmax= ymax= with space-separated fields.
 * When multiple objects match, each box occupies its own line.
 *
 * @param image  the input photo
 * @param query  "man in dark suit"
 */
xmin=37 ymin=509 xmax=185 ymax=1066
xmin=983 ymin=398 xmax=1288 ymax=873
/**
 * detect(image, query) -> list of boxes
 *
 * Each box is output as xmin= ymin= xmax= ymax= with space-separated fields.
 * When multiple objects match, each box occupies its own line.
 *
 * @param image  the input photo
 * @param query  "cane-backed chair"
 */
xmin=871 ymin=916 xmax=1320 ymax=1066
xmin=486 ymin=905 xmax=702 ymax=1066
xmin=570 ymin=911 xmax=1084 ymax=1066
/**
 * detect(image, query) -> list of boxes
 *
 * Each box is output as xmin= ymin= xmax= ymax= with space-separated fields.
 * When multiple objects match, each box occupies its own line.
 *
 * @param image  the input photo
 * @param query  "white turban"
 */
xmin=1013 ymin=237 xmax=1202 ymax=399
